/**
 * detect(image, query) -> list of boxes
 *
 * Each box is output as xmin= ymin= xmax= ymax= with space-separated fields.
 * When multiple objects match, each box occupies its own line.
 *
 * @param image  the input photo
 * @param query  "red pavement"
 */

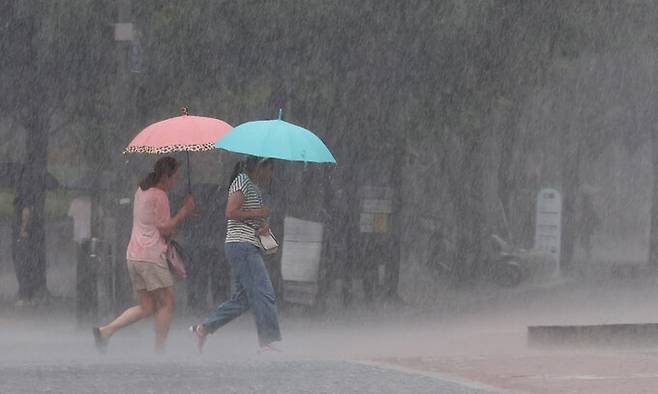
xmin=382 ymin=351 xmax=658 ymax=393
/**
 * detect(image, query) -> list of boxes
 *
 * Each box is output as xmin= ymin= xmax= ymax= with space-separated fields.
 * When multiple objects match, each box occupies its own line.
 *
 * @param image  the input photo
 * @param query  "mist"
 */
xmin=3 ymin=1 xmax=658 ymax=393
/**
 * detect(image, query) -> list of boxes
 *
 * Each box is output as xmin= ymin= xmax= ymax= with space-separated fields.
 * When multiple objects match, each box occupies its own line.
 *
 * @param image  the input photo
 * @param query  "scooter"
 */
xmin=487 ymin=234 xmax=523 ymax=287
xmin=424 ymin=224 xmax=523 ymax=287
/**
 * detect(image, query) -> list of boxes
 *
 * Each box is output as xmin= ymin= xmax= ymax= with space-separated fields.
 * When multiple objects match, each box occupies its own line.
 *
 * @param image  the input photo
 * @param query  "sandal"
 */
xmin=258 ymin=343 xmax=282 ymax=354
xmin=189 ymin=324 xmax=207 ymax=353
xmin=92 ymin=327 xmax=108 ymax=353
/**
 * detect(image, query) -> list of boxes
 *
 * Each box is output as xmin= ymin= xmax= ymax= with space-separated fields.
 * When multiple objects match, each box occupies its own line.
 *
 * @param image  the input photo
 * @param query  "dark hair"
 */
xmin=227 ymin=156 xmax=272 ymax=188
xmin=139 ymin=156 xmax=181 ymax=190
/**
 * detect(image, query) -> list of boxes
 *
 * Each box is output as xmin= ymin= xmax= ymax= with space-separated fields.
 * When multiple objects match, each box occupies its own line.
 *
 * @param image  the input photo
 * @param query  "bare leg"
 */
xmin=99 ymin=290 xmax=154 ymax=339
xmin=152 ymin=286 xmax=176 ymax=352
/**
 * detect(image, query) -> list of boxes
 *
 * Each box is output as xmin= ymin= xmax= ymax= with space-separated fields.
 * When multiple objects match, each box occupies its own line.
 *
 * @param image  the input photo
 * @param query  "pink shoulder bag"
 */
xmin=165 ymin=240 xmax=188 ymax=278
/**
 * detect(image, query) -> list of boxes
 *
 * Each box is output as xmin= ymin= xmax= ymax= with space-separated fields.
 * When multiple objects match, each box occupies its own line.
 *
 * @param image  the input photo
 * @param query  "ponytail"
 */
xmin=227 ymin=156 xmax=268 ymax=189
xmin=139 ymin=156 xmax=180 ymax=191
xmin=227 ymin=161 xmax=244 ymax=189
xmin=139 ymin=171 xmax=158 ymax=190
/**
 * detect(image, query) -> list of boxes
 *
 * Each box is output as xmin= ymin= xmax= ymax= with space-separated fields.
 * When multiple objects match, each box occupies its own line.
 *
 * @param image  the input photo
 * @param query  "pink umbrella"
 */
xmin=124 ymin=107 xmax=232 ymax=191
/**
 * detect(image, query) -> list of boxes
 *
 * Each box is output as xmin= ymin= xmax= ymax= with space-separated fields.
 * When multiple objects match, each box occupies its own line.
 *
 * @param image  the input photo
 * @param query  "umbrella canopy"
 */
xmin=125 ymin=111 xmax=232 ymax=154
xmin=124 ymin=108 xmax=233 ymax=191
xmin=215 ymin=111 xmax=336 ymax=163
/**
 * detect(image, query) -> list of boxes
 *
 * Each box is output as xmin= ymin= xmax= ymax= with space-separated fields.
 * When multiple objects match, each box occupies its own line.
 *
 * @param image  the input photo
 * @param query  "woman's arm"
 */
xmin=157 ymin=194 xmax=195 ymax=238
xmin=20 ymin=207 xmax=31 ymax=239
xmin=225 ymin=191 xmax=269 ymax=220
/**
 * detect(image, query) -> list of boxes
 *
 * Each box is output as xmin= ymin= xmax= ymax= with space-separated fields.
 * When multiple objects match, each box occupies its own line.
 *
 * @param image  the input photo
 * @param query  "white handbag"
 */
xmin=257 ymin=229 xmax=279 ymax=255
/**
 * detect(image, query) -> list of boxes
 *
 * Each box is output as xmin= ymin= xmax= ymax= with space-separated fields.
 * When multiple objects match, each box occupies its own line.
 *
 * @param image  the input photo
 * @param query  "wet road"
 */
xmin=0 ymin=312 xmax=496 ymax=394
xmin=2 ymin=360 xmax=492 ymax=394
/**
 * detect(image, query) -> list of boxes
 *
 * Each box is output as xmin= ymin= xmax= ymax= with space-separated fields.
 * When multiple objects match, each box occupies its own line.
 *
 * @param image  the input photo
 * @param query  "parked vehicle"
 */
xmin=422 ymin=217 xmax=523 ymax=287
xmin=487 ymin=234 xmax=523 ymax=287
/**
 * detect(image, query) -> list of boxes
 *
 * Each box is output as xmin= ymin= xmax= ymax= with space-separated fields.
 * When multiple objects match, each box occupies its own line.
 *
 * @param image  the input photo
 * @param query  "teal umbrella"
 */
xmin=214 ymin=110 xmax=336 ymax=163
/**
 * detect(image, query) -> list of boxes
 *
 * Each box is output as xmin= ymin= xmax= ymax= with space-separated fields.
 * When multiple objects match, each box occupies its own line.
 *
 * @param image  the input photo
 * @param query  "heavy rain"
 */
xmin=2 ymin=1 xmax=658 ymax=393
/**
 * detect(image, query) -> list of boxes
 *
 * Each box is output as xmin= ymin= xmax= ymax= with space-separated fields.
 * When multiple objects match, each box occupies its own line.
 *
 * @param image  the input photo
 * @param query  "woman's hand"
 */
xmin=157 ymin=194 xmax=195 ymax=238
xmin=258 ymin=221 xmax=270 ymax=236
xmin=181 ymin=194 xmax=196 ymax=215
xmin=257 ymin=206 xmax=271 ymax=219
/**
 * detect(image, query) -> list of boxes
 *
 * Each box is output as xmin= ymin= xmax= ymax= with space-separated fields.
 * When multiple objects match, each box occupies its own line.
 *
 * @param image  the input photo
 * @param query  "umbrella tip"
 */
xmin=278 ymin=108 xmax=283 ymax=120
xmin=181 ymin=107 xmax=190 ymax=116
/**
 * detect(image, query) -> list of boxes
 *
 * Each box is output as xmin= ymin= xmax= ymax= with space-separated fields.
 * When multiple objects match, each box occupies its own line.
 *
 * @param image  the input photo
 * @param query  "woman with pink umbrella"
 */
xmin=94 ymin=156 xmax=195 ymax=352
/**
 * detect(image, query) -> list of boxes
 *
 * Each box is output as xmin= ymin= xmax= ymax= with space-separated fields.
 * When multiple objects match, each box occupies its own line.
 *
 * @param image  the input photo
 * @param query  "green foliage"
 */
xmin=0 ymin=192 xmax=14 ymax=222
xmin=0 ymin=189 xmax=76 ymax=222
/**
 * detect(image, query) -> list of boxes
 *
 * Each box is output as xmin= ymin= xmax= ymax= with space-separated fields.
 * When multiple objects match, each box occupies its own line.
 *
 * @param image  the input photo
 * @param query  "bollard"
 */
xmin=76 ymin=238 xmax=99 ymax=326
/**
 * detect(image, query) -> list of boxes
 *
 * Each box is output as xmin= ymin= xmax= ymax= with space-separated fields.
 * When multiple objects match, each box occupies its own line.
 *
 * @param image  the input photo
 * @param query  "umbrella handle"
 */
xmin=182 ymin=107 xmax=192 ymax=193
xmin=186 ymin=151 xmax=191 ymax=193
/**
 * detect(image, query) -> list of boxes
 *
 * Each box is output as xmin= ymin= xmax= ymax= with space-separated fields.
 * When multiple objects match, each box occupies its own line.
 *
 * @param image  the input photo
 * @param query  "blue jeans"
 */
xmin=202 ymin=242 xmax=281 ymax=346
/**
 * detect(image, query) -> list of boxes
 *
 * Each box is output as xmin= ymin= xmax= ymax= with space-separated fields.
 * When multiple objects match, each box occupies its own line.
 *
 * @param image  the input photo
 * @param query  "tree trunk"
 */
xmin=560 ymin=133 xmax=581 ymax=273
xmin=22 ymin=105 xmax=50 ymax=298
xmin=469 ymin=130 xmax=488 ymax=279
xmin=497 ymin=110 xmax=521 ymax=238
xmin=385 ymin=134 xmax=404 ymax=298
xmin=15 ymin=11 xmax=49 ymax=300
xmin=648 ymin=126 xmax=658 ymax=267
xmin=451 ymin=128 xmax=487 ymax=282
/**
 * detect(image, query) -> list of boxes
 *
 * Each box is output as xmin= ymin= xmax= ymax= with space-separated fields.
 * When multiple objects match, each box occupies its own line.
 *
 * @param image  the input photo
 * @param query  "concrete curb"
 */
xmin=528 ymin=323 xmax=658 ymax=347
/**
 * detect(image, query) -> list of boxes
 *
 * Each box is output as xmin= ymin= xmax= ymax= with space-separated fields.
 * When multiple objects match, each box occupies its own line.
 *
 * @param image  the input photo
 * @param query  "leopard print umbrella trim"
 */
xmin=123 ymin=143 xmax=216 ymax=154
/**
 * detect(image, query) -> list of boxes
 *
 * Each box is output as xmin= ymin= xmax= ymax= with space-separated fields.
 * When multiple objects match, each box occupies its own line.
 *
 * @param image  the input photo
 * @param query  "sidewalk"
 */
xmin=376 ymin=265 xmax=658 ymax=393
xmin=381 ymin=350 xmax=658 ymax=394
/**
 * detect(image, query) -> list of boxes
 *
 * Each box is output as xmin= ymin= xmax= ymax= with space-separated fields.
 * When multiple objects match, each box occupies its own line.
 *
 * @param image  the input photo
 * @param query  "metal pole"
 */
xmin=106 ymin=0 xmax=134 ymax=316
xmin=186 ymin=151 xmax=191 ymax=193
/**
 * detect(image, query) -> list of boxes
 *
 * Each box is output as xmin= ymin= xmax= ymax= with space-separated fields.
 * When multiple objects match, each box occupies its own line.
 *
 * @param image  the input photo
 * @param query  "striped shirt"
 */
xmin=225 ymin=173 xmax=263 ymax=246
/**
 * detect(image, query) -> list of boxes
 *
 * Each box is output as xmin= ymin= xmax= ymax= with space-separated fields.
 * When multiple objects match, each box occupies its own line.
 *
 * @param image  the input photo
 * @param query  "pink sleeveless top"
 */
xmin=126 ymin=187 xmax=170 ymax=266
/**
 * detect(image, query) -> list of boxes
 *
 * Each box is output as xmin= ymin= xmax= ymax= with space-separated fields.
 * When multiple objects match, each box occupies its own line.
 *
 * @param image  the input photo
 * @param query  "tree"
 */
xmin=1 ymin=0 xmax=115 ymax=300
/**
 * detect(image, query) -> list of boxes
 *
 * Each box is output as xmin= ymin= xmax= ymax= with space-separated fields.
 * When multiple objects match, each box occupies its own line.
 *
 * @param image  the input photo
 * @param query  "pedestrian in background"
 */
xmin=176 ymin=183 xmax=230 ymax=313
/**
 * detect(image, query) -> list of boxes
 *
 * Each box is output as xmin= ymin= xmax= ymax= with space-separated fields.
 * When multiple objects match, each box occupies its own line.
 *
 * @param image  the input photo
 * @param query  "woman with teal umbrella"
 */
xmin=190 ymin=155 xmax=281 ymax=352
xmin=190 ymin=110 xmax=336 ymax=352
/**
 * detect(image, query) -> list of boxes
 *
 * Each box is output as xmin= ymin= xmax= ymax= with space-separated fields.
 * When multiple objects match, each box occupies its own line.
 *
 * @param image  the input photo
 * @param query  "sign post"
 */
xmin=281 ymin=216 xmax=324 ymax=305
xmin=359 ymin=186 xmax=393 ymax=235
xmin=534 ymin=188 xmax=562 ymax=269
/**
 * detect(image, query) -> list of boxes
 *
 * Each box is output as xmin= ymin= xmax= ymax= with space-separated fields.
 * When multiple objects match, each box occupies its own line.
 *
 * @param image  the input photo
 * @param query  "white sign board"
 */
xmin=281 ymin=216 xmax=323 ymax=282
xmin=534 ymin=188 xmax=562 ymax=264
xmin=359 ymin=186 xmax=393 ymax=233
xmin=114 ymin=23 xmax=134 ymax=41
